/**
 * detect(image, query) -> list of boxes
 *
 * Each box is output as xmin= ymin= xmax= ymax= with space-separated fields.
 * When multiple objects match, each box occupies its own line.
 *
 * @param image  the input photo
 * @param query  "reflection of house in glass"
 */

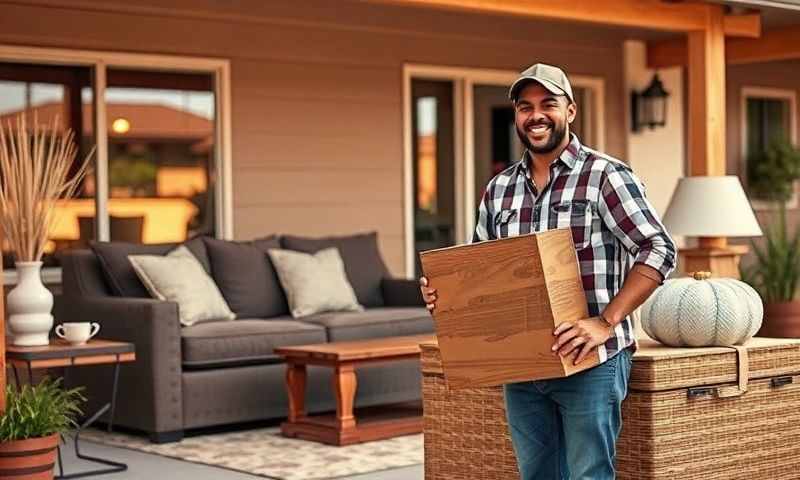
xmin=0 ymin=101 xmax=214 ymax=251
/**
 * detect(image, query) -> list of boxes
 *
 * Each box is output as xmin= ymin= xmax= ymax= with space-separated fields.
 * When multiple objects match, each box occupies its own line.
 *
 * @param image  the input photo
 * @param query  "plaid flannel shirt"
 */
xmin=473 ymin=134 xmax=676 ymax=363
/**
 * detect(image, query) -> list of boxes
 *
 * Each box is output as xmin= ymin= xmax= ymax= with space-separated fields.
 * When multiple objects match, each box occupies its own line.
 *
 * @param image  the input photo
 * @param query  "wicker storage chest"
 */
xmin=421 ymin=337 xmax=800 ymax=480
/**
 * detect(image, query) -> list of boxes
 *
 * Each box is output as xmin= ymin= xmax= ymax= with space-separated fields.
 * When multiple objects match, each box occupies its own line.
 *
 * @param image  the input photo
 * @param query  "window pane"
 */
xmin=472 ymin=84 xmax=523 ymax=212
xmin=412 ymin=79 xmax=455 ymax=276
xmin=571 ymin=86 xmax=594 ymax=146
xmin=747 ymin=97 xmax=791 ymax=156
xmin=102 ymin=68 xmax=216 ymax=244
xmin=0 ymin=62 xmax=95 ymax=268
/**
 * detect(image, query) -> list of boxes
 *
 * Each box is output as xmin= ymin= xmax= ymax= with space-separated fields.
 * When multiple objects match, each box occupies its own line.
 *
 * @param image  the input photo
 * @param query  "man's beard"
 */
xmin=516 ymin=121 xmax=568 ymax=154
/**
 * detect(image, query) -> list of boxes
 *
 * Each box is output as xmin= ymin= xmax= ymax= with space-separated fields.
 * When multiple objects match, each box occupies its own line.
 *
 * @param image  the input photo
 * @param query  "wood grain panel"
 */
xmin=235 ymin=170 xmax=401 ymax=208
xmin=232 ymin=97 xmax=400 ymax=139
xmin=420 ymin=230 xmax=598 ymax=389
xmin=232 ymin=133 xmax=401 ymax=170
xmin=276 ymin=334 xmax=433 ymax=361
xmin=688 ymin=9 xmax=727 ymax=177
xmin=232 ymin=60 xmax=399 ymax=102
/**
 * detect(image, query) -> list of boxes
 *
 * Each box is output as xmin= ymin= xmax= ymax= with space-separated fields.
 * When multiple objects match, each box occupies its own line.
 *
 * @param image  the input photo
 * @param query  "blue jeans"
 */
xmin=503 ymin=348 xmax=633 ymax=480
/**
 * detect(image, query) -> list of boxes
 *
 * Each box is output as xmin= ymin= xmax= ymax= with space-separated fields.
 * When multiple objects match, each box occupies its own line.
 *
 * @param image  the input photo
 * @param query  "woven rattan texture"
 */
xmin=618 ymin=376 xmax=800 ymax=479
xmin=423 ymin=372 xmax=518 ymax=480
xmin=422 ymin=343 xmax=800 ymax=480
xmin=630 ymin=342 xmax=800 ymax=391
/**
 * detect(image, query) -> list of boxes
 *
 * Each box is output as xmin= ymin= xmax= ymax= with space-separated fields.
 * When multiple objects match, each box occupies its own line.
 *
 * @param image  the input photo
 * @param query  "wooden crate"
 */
xmin=421 ymin=338 xmax=800 ymax=480
xmin=419 ymin=230 xmax=598 ymax=389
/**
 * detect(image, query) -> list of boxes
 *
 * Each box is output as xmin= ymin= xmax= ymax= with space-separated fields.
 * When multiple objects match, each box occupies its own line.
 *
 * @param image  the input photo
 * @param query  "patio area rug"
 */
xmin=80 ymin=428 xmax=422 ymax=480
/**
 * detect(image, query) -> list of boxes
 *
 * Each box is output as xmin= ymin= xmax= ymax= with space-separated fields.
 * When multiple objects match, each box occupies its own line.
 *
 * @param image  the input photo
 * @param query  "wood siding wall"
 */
xmin=0 ymin=0 xmax=628 ymax=275
xmin=727 ymin=59 xmax=800 ymax=179
xmin=726 ymin=59 xmax=800 ymax=265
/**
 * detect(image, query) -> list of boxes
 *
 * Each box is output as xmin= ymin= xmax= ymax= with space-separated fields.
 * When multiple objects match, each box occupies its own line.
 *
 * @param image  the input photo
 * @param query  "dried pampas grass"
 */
xmin=0 ymin=113 xmax=95 ymax=262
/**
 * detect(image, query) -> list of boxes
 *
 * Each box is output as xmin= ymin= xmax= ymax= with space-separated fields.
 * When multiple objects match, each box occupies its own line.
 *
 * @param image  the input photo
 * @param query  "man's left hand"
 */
xmin=552 ymin=317 xmax=614 ymax=365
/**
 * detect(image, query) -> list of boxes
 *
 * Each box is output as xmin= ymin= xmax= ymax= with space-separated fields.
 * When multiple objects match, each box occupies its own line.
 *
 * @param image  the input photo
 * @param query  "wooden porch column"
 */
xmin=688 ymin=8 xmax=726 ymax=178
xmin=683 ymin=7 xmax=747 ymax=279
xmin=0 ymin=226 xmax=6 ymax=412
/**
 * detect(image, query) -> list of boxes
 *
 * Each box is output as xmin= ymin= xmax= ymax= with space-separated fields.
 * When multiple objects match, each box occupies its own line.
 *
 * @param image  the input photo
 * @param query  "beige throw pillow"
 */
xmin=267 ymin=247 xmax=363 ymax=318
xmin=128 ymin=246 xmax=235 ymax=326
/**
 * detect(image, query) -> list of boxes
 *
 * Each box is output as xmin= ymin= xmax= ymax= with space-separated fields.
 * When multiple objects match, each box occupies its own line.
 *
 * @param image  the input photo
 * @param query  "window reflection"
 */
xmin=101 ymin=71 xmax=216 ymax=244
xmin=48 ymin=70 xmax=217 ymax=246
xmin=0 ymin=62 xmax=95 ymax=268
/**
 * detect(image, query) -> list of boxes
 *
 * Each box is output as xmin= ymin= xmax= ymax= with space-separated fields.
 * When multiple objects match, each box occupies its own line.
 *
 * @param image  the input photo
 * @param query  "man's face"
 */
xmin=514 ymin=82 xmax=577 ymax=154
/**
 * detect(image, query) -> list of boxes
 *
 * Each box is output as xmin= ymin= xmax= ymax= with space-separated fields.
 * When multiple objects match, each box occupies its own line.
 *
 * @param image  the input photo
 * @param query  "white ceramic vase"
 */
xmin=7 ymin=261 xmax=53 ymax=346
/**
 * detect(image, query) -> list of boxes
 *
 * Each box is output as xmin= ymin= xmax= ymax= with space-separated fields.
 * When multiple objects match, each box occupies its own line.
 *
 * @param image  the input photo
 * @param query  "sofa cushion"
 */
xmin=267 ymin=248 xmax=363 ymax=319
xmin=281 ymin=232 xmax=389 ymax=308
xmin=204 ymin=236 xmax=289 ymax=318
xmin=301 ymin=307 xmax=433 ymax=342
xmin=91 ymin=236 xmax=210 ymax=298
xmin=181 ymin=318 xmax=326 ymax=369
xmin=129 ymin=246 xmax=235 ymax=327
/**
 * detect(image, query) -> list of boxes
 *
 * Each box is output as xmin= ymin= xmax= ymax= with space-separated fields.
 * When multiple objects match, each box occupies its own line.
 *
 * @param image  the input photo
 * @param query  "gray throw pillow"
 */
xmin=204 ymin=237 xmax=289 ymax=318
xmin=91 ymin=236 xmax=210 ymax=297
xmin=128 ymin=246 xmax=235 ymax=326
xmin=280 ymin=232 xmax=389 ymax=308
xmin=267 ymin=248 xmax=363 ymax=319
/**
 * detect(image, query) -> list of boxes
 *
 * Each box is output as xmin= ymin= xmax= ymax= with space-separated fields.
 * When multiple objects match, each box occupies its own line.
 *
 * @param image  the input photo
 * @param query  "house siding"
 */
xmin=0 ymin=0 xmax=629 ymax=275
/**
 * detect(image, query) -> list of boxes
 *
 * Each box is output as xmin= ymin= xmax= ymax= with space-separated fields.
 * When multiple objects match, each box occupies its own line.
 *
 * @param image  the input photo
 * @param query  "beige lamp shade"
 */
xmin=662 ymin=176 xmax=763 ymax=237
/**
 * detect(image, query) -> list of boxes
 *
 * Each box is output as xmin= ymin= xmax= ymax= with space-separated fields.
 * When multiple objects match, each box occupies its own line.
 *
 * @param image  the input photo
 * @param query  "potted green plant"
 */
xmin=742 ymin=138 xmax=800 ymax=337
xmin=0 ymin=378 xmax=84 ymax=480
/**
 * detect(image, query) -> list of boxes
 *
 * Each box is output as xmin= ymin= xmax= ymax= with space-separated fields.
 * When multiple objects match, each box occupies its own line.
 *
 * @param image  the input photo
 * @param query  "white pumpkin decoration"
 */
xmin=640 ymin=272 xmax=763 ymax=347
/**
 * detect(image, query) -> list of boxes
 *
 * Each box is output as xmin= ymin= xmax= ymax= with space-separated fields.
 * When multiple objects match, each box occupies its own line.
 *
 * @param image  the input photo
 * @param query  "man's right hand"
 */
xmin=419 ymin=276 xmax=437 ymax=312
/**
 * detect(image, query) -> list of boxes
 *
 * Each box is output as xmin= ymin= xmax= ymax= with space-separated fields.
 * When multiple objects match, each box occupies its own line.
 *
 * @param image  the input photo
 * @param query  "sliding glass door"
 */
xmin=405 ymin=66 xmax=604 ymax=276
xmin=411 ymin=79 xmax=456 ymax=276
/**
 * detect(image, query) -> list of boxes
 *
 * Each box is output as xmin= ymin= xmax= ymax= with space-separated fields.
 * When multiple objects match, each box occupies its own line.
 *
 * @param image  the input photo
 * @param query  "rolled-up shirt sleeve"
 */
xmin=597 ymin=164 xmax=677 ymax=282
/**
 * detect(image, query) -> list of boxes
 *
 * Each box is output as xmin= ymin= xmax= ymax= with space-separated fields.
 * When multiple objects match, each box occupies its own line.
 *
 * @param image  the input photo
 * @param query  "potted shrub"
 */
xmin=742 ymin=138 xmax=800 ymax=337
xmin=0 ymin=378 xmax=84 ymax=480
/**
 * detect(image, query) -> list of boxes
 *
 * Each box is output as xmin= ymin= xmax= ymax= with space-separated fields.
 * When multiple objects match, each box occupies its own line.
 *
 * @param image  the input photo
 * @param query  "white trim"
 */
xmin=94 ymin=62 xmax=110 ymax=241
xmin=215 ymin=63 xmax=235 ymax=240
xmin=402 ymin=68 xmax=415 ymax=277
xmin=3 ymin=268 xmax=61 ymax=286
xmin=401 ymin=63 xmax=606 ymax=276
xmin=740 ymin=86 xmax=798 ymax=210
xmin=0 ymin=44 xmax=233 ymax=283
xmin=453 ymin=79 xmax=466 ymax=246
xmin=463 ymin=78 xmax=476 ymax=244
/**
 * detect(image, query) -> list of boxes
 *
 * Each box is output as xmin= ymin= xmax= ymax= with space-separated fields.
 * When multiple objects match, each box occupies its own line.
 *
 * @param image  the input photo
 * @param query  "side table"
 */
xmin=6 ymin=339 xmax=136 ymax=479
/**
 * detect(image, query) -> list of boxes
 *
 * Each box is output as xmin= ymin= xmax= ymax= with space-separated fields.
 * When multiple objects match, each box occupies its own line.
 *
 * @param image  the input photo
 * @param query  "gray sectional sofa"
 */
xmin=55 ymin=232 xmax=431 ymax=443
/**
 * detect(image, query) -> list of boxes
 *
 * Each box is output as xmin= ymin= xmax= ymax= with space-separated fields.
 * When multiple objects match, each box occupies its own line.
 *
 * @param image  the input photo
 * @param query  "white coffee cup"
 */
xmin=55 ymin=322 xmax=100 ymax=345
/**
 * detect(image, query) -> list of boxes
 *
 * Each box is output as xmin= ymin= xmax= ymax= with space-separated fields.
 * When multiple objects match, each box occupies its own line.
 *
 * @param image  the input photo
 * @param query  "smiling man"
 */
xmin=420 ymin=63 xmax=677 ymax=479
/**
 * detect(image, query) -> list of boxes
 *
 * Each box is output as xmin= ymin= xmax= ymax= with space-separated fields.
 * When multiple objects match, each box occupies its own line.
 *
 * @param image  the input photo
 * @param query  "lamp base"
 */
xmin=679 ymin=243 xmax=749 ymax=279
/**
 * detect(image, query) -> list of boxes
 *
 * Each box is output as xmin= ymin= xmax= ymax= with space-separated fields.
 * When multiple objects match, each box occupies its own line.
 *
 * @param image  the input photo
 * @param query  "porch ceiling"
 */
xmin=362 ymin=0 xmax=760 ymax=36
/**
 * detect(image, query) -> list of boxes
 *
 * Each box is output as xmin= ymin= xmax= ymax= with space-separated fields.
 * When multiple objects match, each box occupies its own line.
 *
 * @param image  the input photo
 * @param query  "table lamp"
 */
xmin=662 ymin=176 xmax=762 ymax=278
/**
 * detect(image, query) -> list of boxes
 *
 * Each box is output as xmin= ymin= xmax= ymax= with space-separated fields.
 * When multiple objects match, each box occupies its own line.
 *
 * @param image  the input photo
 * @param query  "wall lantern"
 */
xmin=631 ymin=73 xmax=670 ymax=132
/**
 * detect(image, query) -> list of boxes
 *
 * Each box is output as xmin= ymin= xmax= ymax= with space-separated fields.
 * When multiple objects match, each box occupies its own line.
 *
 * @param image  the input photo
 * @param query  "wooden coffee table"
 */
xmin=275 ymin=334 xmax=434 ymax=446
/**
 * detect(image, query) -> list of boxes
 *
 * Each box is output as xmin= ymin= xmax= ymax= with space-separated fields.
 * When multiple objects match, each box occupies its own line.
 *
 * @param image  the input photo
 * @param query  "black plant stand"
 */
xmin=7 ymin=339 xmax=136 ymax=479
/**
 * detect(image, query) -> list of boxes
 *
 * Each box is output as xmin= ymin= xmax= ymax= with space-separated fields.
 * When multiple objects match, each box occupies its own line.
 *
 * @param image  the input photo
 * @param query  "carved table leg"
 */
xmin=332 ymin=363 xmax=357 ymax=431
xmin=286 ymin=362 xmax=307 ymax=422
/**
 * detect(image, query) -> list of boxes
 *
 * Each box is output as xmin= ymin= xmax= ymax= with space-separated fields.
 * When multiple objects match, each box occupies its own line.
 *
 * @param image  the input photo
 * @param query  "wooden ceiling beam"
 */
xmin=364 ymin=0 xmax=752 ymax=34
xmin=727 ymin=26 xmax=800 ymax=64
xmin=722 ymin=13 xmax=761 ymax=39
xmin=649 ymin=25 xmax=800 ymax=69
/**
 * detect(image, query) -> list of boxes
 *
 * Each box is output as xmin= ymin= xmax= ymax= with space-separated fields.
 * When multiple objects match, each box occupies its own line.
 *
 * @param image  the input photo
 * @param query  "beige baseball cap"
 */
xmin=509 ymin=63 xmax=574 ymax=103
